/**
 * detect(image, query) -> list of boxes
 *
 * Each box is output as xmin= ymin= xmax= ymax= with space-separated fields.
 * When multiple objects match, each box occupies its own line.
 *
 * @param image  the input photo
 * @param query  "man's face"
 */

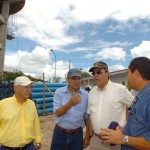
xmin=127 ymin=68 xmax=135 ymax=90
xmin=14 ymin=84 xmax=32 ymax=100
xmin=92 ymin=68 xmax=108 ymax=84
xmin=67 ymin=76 xmax=82 ymax=90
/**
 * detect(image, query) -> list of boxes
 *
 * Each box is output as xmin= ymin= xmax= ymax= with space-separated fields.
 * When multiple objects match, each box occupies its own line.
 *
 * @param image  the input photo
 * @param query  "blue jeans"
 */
xmin=0 ymin=143 xmax=36 ymax=150
xmin=50 ymin=127 xmax=83 ymax=150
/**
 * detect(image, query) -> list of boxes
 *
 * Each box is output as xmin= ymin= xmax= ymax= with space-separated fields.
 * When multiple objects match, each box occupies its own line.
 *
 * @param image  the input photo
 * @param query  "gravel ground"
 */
xmin=39 ymin=114 xmax=90 ymax=150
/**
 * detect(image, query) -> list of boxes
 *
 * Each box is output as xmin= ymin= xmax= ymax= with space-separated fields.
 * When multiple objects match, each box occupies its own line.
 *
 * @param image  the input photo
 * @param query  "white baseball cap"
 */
xmin=14 ymin=76 xmax=36 ymax=86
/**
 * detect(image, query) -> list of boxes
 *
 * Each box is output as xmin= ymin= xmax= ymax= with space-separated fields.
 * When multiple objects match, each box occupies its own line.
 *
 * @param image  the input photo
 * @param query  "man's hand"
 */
xmin=69 ymin=92 xmax=81 ymax=106
xmin=100 ymin=127 xmax=124 ymax=145
xmin=35 ymin=143 xmax=41 ymax=150
xmin=83 ymin=136 xmax=90 ymax=149
xmin=55 ymin=92 xmax=81 ymax=117
xmin=116 ymin=125 xmax=124 ymax=132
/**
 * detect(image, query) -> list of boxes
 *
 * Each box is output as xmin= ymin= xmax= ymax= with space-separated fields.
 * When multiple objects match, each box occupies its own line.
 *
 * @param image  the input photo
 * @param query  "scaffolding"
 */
xmin=0 ymin=0 xmax=25 ymax=79
xmin=7 ymin=14 xmax=16 ymax=40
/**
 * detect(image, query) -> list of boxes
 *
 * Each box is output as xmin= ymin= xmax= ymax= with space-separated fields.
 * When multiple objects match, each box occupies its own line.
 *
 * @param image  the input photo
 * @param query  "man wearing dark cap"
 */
xmin=0 ymin=76 xmax=42 ymax=150
xmin=50 ymin=69 xmax=88 ymax=150
xmin=84 ymin=61 xmax=133 ymax=150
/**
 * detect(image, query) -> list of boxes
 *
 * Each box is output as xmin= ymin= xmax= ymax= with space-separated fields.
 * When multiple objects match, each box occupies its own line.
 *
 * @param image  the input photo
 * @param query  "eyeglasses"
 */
xmin=92 ymin=70 xmax=105 ymax=76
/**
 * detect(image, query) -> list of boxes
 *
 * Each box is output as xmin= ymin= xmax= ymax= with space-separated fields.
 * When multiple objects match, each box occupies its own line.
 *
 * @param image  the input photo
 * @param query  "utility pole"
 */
xmin=50 ymin=49 xmax=56 ymax=82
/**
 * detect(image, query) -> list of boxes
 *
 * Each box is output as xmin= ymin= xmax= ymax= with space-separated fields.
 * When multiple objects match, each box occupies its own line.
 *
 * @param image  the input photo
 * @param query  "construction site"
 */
xmin=0 ymin=1 xmax=90 ymax=149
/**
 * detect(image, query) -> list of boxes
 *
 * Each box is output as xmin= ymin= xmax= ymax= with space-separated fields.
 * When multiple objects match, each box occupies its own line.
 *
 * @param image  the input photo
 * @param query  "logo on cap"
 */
xmin=89 ymin=61 xmax=108 ymax=72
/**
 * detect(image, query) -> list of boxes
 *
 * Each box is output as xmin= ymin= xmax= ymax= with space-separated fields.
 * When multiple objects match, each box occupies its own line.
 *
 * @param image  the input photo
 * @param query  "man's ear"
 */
xmin=134 ymin=69 xmax=140 ymax=77
xmin=66 ymin=77 xmax=69 ymax=83
xmin=13 ymin=85 xmax=16 ymax=92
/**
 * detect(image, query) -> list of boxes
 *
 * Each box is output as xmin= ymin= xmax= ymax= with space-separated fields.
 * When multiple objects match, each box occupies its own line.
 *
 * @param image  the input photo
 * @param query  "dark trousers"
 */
xmin=0 ymin=143 xmax=36 ymax=150
xmin=50 ymin=127 xmax=83 ymax=150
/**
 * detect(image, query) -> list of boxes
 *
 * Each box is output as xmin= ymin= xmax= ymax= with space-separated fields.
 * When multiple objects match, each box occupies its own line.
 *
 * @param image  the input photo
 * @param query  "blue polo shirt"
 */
xmin=122 ymin=83 xmax=150 ymax=150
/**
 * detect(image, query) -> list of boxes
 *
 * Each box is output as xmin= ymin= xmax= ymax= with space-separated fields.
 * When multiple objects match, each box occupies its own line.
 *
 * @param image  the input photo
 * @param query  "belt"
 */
xmin=1 ymin=141 xmax=33 ymax=150
xmin=55 ymin=124 xmax=82 ymax=134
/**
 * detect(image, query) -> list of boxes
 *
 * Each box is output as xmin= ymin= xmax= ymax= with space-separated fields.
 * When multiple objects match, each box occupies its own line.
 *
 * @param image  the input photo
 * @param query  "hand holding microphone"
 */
xmin=108 ymin=121 xmax=119 ymax=146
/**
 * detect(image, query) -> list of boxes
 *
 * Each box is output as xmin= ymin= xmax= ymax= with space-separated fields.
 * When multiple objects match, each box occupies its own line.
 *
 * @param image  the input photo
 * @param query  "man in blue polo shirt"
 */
xmin=101 ymin=57 xmax=150 ymax=150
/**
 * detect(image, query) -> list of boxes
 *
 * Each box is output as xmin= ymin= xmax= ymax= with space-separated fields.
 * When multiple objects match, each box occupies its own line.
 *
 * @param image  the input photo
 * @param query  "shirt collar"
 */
xmin=63 ymin=85 xmax=83 ymax=93
xmin=13 ymin=94 xmax=28 ymax=105
xmin=96 ymin=80 xmax=111 ymax=91
xmin=136 ymin=83 xmax=150 ymax=99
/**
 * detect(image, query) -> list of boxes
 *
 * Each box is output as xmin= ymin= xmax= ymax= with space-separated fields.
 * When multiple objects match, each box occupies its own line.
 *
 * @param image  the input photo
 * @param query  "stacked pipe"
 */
xmin=31 ymin=82 xmax=66 ymax=115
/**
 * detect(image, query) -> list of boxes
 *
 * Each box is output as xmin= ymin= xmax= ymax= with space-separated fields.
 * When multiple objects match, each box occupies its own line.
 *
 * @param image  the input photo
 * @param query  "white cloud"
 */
xmin=130 ymin=41 xmax=150 ymax=58
xmin=5 ymin=46 xmax=49 ymax=73
xmin=96 ymin=47 xmax=126 ymax=61
xmin=15 ymin=0 xmax=150 ymax=50
xmin=4 ymin=45 xmax=72 ymax=80
xmin=83 ymin=53 xmax=94 ymax=59
xmin=95 ymin=40 xmax=133 ymax=48
xmin=109 ymin=64 xmax=126 ymax=72
xmin=42 ymin=60 xmax=72 ymax=81
xmin=82 ymin=40 xmax=132 ymax=59
xmin=4 ymin=0 xmax=150 ymax=80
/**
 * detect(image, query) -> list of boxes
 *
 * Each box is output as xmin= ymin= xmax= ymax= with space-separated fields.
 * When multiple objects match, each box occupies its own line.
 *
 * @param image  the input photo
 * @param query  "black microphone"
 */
xmin=108 ymin=121 xmax=119 ymax=146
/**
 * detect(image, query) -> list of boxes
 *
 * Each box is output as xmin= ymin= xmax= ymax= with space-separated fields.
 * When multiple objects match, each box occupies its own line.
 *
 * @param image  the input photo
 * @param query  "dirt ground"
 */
xmin=39 ymin=114 xmax=90 ymax=150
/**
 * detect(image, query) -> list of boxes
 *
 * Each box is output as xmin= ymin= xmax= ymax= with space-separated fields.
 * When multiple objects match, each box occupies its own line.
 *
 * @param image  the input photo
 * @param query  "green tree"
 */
xmin=3 ymin=71 xmax=24 ymax=81
xmin=3 ymin=71 xmax=41 ymax=82
xmin=81 ymin=71 xmax=91 ymax=78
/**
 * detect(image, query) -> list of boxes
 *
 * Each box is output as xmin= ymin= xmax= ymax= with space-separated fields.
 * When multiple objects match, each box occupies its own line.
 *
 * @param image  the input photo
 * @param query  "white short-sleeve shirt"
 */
xmin=87 ymin=80 xmax=134 ymax=134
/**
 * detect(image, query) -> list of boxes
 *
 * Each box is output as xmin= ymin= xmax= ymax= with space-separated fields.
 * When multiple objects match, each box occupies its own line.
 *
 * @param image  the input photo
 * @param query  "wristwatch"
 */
xmin=123 ymin=135 xmax=128 ymax=144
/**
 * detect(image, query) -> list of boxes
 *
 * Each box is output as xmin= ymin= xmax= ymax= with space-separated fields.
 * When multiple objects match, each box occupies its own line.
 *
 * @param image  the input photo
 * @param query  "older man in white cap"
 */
xmin=0 ymin=76 xmax=42 ymax=150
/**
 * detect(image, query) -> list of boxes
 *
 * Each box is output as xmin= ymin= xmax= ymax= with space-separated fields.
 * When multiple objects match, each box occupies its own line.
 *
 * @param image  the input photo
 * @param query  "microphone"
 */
xmin=108 ymin=121 xmax=119 ymax=146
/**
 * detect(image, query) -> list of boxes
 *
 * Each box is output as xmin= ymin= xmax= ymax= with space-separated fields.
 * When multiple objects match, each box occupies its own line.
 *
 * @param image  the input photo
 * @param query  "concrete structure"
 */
xmin=0 ymin=0 xmax=25 ymax=79
xmin=81 ymin=69 xmax=128 ymax=88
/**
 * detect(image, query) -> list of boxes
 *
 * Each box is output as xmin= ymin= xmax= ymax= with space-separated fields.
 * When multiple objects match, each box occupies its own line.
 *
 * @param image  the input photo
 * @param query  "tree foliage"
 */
xmin=2 ymin=71 xmax=41 ymax=82
xmin=3 ymin=71 xmax=24 ymax=81
xmin=81 ymin=71 xmax=91 ymax=78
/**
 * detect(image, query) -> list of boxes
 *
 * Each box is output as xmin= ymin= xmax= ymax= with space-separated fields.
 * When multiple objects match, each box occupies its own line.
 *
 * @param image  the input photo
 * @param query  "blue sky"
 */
xmin=5 ymin=0 xmax=150 ymax=81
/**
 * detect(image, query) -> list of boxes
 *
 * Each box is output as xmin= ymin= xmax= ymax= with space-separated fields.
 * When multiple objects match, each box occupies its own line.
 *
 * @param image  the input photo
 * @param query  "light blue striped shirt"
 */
xmin=53 ymin=85 xmax=88 ymax=129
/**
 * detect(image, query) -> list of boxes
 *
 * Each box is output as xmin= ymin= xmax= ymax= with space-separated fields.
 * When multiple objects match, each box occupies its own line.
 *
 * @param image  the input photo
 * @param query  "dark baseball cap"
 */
xmin=67 ymin=69 xmax=82 ymax=77
xmin=89 ymin=61 xmax=108 ymax=72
